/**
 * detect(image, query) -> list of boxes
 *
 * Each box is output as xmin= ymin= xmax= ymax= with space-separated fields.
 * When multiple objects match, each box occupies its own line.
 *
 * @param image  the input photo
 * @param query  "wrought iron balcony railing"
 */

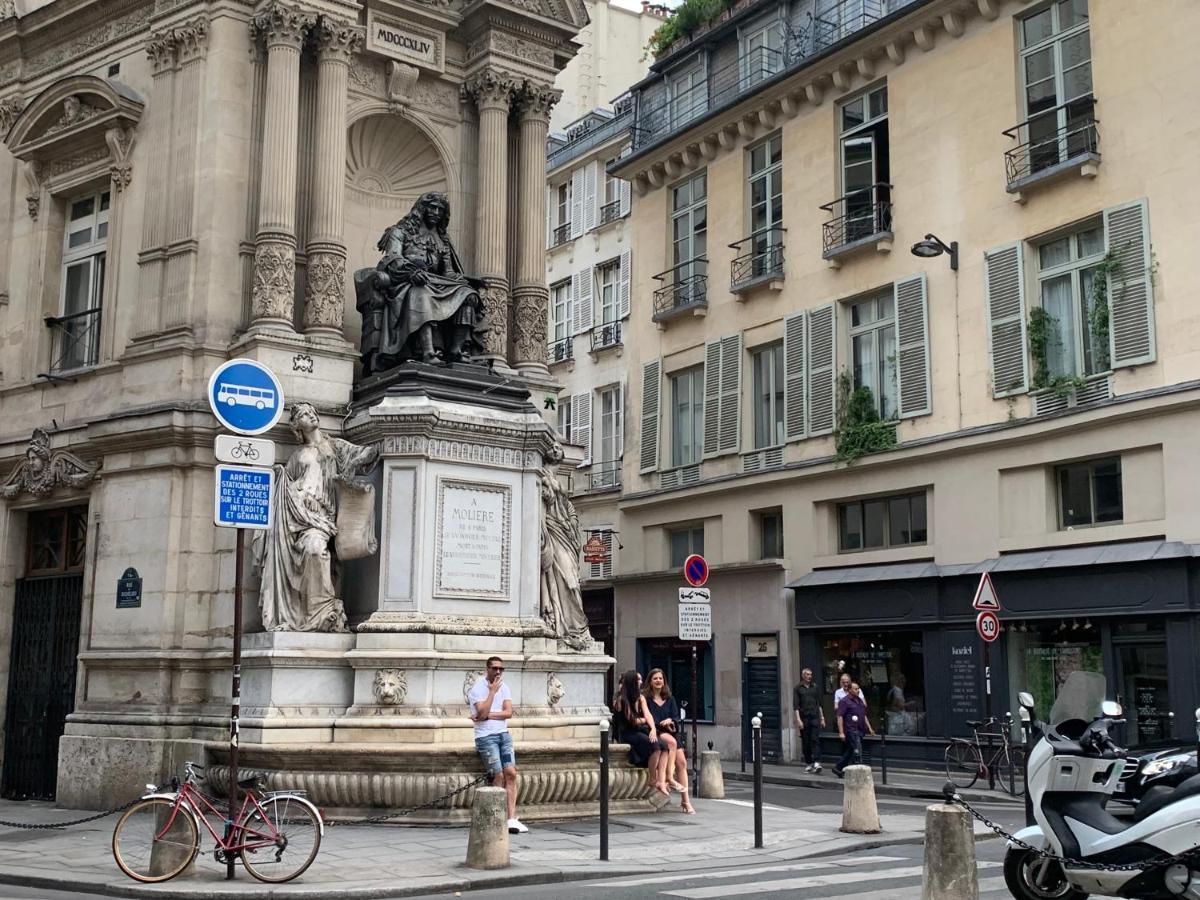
xmin=551 ymin=222 xmax=572 ymax=248
xmin=652 ymin=259 xmax=708 ymax=322
xmin=546 ymin=338 xmax=573 ymax=365
xmin=599 ymin=199 xmax=622 ymax=226
xmin=820 ymin=183 xmax=892 ymax=256
xmin=590 ymin=321 xmax=622 ymax=351
xmin=45 ymin=307 xmax=101 ymax=373
xmin=1003 ymin=95 xmax=1100 ymax=190
xmin=586 ymin=460 xmax=622 ymax=492
xmin=546 ymin=106 xmax=633 ymax=172
xmin=730 ymin=226 xmax=785 ymax=291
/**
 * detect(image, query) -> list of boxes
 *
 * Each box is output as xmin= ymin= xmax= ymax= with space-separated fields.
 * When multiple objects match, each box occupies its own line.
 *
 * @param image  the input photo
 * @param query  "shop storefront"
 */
xmin=791 ymin=541 xmax=1200 ymax=767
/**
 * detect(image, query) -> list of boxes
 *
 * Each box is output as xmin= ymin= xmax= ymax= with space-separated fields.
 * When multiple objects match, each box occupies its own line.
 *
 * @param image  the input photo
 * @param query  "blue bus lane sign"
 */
xmin=207 ymin=359 xmax=285 ymax=435
xmin=214 ymin=465 xmax=274 ymax=530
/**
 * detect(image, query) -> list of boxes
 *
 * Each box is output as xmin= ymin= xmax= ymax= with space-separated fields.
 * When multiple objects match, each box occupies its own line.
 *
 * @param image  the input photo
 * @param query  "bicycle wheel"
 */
xmin=240 ymin=795 xmax=322 ymax=883
xmin=995 ymin=746 xmax=1026 ymax=796
xmin=112 ymin=798 xmax=199 ymax=883
xmin=944 ymin=740 xmax=982 ymax=789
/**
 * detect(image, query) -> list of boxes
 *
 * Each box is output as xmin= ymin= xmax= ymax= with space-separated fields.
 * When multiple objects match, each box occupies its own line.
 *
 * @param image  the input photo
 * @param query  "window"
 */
xmin=556 ymin=396 xmax=573 ymax=444
xmin=1036 ymin=221 xmax=1108 ymax=379
xmin=747 ymin=134 xmax=783 ymax=276
xmin=550 ymin=280 xmax=573 ymax=343
xmin=26 ymin=507 xmax=88 ymax=576
xmin=741 ymin=19 xmax=782 ymax=87
xmin=597 ymin=260 xmax=619 ymax=325
xmin=752 ymin=344 xmax=784 ymax=448
xmin=821 ymin=630 xmax=926 ymax=736
xmin=757 ymin=508 xmax=783 ymax=559
xmin=1006 ymin=619 xmax=1101 ymax=740
xmin=637 ymin=637 xmax=714 ymax=721
xmin=837 ymin=85 xmax=890 ymax=244
xmin=57 ymin=188 xmax=109 ymax=371
xmin=556 ymin=182 xmax=571 ymax=229
xmin=669 ymin=65 xmax=704 ymax=128
xmin=668 ymin=524 xmax=704 ymax=568
xmin=596 ymin=384 xmax=623 ymax=486
xmin=604 ymin=158 xmax=621 ymax=207
xmin=838 ymin=492 xmax=926 ymax=552
xmin=1019 ymin=0 xmax=1092 ymax=175
xmin=671 ymin=173 xmax=707 ymax=291
xmin=670 ymin=367 xmax=704 ymax=467
xmin=849 ymin=292 xmax=897 ymax=420
xmin=1057 ymin=456 xmax=1121 ymax=528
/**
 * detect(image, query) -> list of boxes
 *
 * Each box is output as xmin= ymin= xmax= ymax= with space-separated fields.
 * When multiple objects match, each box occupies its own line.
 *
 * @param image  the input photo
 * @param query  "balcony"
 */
xmin=652 ymin=260 xmax=708 ymax=323
xmin=43 ymin=307 xmax=101 ymax=375
xmin=1031 ymin=372 xmax=1112 ymax=417
xmin=550 ymin=222 xmax=572 ymax=248
xmin=599 ymin=199 xmax=622 ymax=226
xmin=546 ymin=106 xmax=632 ymax=173
xmin=590 ymin=321 xmax=622 ymax=352
xmin=581 ymin=460 xmax=622 ymax=493
xmin=546 ymin=338 xmax=573 ymax=365
xmin=729 ymin=227 xmax=785 ymax=293
xmin=820 ymin=183 xmax=892 ymax=261
xmin=1004 ymin=96 xmax=1100 ymax=197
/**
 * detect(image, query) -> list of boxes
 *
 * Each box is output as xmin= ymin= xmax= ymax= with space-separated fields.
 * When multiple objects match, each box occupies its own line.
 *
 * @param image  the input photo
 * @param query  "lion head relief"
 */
xmin=372 ymin=668 xmax=408 ymax=706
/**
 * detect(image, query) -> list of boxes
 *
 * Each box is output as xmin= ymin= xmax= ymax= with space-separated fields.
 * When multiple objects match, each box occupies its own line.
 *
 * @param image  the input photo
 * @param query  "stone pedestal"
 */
xmin=241 ymin=631 xmax=355 ymax=744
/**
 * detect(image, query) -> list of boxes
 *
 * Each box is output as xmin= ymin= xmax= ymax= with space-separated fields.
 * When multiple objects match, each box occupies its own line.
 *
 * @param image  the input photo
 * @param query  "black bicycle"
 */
xmin=945 ymin=717 xmax=1025 ymax=795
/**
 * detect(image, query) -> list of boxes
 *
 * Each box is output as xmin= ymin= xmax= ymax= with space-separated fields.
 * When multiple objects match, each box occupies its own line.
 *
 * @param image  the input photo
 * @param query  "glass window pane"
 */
xmin=839 ymin=503 xmax=863 ymax=551
xmin=99 ymin=191 xmax=111 ymax=212
xmin=1039 ymin=237 xmax=1072 ymax=269
xmin=910 ymin=493 xmax=928 ymax=542
xmin=1059 ymin=464 xmax=1093 ymax=527
xmin=63 ymin=261 xmax=91 ymax=316
xmin=1024 ymin=48 xmax=1054 ymax=85
xmin=96 ymin=221 xmax=108 ymax=240
xmin=841 ymin=97 xmax=864 ymax=132
xmin=862 ymin=499 xmax=886 ymax=549
xmin=695 ymin=174 xmax=706 ymax=200
xmin=1021 ymin=8 xmax=1053 ymax=46
xmin=70 ymin=197 xmax=94 ymax=221
xmin=68 ymin=227 xmax=92 ymax=249
xmin=888 ymin=496 xmax=911 ymax=546
xmin=879 ymin=324 xmax=897 ymax=421
xmin=1092 ymin=459 xmax=1123 ymax=523
xmin=1041 ymin=274 xmax=1077 ymax=379
xmin=1061 ymin=31 xmax=1091 ymax=67
xmin=1026 ymin=79 xmax=1057 ymax=115
xmin=822 ymin=631 xmax=926 ymax=736
xmin=670 ymin=530 xmax=690 ymax=567
xmin=1063 ymin=62 xmax=1092 ymax=102
xmin=769 ymin=134 xmax=782 ymax=165
xmin=869 ymin=87 xmax=887 ymax=119
xmin=1077 ymin=226 xmax=1104 ymax=258
xmin=691 ymin=526 xmax=704 ymax=557
xmin=1058 ymin=0 xmax=1088 ymax=30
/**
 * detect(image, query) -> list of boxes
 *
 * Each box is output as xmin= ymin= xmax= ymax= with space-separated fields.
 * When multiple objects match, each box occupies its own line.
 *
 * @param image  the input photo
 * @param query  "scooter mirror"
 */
xmin=1194 ymin=707 xmax=1200 ymax=723
xmin=1101 ymin=700 xmax=1122 ymax=718
xmin=1018 ymin=692 xmax=1035 ymax=710
xmin=1019 ymin=707 xmax=1030 ymax=723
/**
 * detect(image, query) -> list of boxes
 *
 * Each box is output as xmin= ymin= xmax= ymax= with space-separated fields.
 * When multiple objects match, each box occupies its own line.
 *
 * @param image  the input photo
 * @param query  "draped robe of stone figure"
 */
xmin=257 ymin=404 xmax=379 ymax=633
xmin=539 ymin=458 xmax=593 ymax=651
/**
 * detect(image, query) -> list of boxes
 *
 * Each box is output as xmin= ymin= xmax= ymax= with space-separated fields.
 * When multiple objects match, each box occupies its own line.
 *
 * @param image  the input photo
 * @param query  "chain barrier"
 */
xmin=948 ymin=788 xmax=1200 ymax=874
xmin=323 ymin=773 xmax=491 ymax=827
xmin=0 ymin=797 xmax=140 ymax=831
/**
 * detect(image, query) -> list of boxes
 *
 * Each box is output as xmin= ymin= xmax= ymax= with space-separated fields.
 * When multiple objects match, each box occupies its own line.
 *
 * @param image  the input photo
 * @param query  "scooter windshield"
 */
xmin=1049 ymin=670 xmax=1107 ymax=730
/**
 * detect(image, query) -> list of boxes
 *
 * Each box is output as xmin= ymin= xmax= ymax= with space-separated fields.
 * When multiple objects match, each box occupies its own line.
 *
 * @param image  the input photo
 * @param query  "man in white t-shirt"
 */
xmin=468 ymin=655 xmax=526 ymax=834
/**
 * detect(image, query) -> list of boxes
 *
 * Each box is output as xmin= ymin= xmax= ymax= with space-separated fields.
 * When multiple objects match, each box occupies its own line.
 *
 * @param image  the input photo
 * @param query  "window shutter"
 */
xmin=584 ymin=162 xmax=599 ymax=231
xmin=983 ymin=242 xmax=1029 ymax=397
xmin=895 ymin=272 xmax=931 ymax=419
xmin=546 ymin=185 xmax=553 ymax=247
xmin=619 ymin=178 xmax=631 ymax=217
xmin=570 ymin=167 xmax=585 ymax=239
xmin=616 ymin=383 xmax=625 ymax=458
xmin=574 ymin=267 xmax=594 ymax=335
xmin=806 ymin=304 xmax=836 ymax=435
xmin=718 ymin=332 xmax=742 ymax=453
xmin=639 ymin=360 xmax=661 ymax=473
xmin=618 ymin=249 xmax=632 ymax=319
xmin=1104 ymin=198 xmax=1155 ymax=368
xmin=783 ymin=312 xmax=807 ymax=440
xmin=589 ymin=527 xmax=615 ymax=580
xmin=568 ymin=274 xmax=581 ymax=335
xmin=702 ymin=339 xmax=722 ymax=458
xmin=574 ymin=391 xmax=592 ymax=464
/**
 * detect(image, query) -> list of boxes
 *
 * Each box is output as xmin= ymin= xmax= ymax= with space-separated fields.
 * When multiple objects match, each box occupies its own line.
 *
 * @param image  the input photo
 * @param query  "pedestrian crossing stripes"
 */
xmin=661 ymin=862 xmax=1002 ymax=898
xmin=586 ymin=856 xmax=908 ymax=888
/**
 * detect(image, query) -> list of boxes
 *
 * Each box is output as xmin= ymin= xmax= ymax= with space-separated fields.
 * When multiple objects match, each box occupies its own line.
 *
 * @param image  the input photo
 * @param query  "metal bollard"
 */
xmin=752 ymin=713 xmax=763 ymax=849
xmin=1005 ymin=712 xmax=1016 ymax=795
xmin=740 ymin=712 xmax=746 ymax=774
xmin=1194 ymin=707 xmax=1200 ymax=772
xmin=598 ymin=718 xmax=610 ymax=862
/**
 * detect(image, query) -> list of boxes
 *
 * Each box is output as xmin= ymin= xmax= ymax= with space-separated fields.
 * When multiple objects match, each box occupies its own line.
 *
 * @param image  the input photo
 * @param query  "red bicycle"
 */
xmin=111 ymin=761 xmax=323 ymax=883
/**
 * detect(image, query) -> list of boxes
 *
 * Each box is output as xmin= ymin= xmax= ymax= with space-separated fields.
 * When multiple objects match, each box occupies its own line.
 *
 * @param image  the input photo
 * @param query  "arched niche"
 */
xmin=343 ymin=111 xmax=450 ymax=352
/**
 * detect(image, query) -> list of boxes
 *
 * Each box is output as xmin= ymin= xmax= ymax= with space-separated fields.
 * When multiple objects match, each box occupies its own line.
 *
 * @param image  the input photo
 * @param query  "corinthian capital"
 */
xmin=312 ymin=18 xmax=364 ymax=63
xmin=251 ymin=3 xmax=316 ymax=50
xmin=145 ymin=30 xmax=177 ymax=74
xmin=465 ymin=68 xmax=518 ymax=112
xmin=174 ymin=17 xmax=210 ymax=65
xmin=516 ymin=81 xmax=561 ymax=123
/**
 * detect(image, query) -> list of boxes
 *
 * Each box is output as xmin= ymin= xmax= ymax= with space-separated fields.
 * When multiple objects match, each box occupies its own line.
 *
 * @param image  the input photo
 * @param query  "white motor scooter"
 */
xmin=1004 ymin=670 xmax=1200 ymax=900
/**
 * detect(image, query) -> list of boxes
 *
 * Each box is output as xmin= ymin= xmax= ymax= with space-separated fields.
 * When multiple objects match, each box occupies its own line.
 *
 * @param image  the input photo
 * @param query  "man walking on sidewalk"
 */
xmin=793 ymin=667 xmax=825 ymax=773
xmin=833 ymin=681 xmax=874 ymax=778
xmin=469 ymin=655 xmax=527 ymax=834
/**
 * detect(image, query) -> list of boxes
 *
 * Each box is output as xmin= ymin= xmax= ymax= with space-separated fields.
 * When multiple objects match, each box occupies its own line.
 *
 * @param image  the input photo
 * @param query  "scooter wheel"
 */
xmin=1003 ymin=848 xmax=1088 ymax=900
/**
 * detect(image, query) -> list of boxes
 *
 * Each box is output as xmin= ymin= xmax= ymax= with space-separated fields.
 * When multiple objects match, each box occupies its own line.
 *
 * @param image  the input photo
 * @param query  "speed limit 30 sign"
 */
xmin=976 ymin=610 xmax=1001 ymax=643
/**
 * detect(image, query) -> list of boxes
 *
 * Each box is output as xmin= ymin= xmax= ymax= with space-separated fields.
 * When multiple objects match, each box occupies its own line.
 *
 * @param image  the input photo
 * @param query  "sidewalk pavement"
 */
xmin=0 ymin=791 xmax=994 ymax=899
xmin=724 ymin=760 xmax=1024 ymax=805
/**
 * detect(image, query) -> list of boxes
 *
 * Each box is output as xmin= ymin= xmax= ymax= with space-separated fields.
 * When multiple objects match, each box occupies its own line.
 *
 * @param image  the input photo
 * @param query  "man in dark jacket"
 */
xmin=834 ymin=681 xmax=875 ymax=778
xmin=792 ymin=667 xmax=826 ymax=773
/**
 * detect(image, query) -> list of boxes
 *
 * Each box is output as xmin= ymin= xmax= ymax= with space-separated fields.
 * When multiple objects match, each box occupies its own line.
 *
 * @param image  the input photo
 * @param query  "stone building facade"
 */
xmin=610 ymin=0 xmax=1200 ymax=764
xmin=0 ymin=0 xmax=586 ymax=804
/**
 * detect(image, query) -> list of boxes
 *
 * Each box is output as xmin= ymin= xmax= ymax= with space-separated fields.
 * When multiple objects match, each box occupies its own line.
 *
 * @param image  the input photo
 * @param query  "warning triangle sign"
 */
xmin=973 ymin=572 xmax=1001 ymax=611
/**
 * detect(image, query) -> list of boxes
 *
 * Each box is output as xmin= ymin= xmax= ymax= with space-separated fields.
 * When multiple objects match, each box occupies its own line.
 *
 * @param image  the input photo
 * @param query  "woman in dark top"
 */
xmin=644 ymin=668 xmax=695 ymax=813
xmin=612 ymin=670 xmax=667 ymax=778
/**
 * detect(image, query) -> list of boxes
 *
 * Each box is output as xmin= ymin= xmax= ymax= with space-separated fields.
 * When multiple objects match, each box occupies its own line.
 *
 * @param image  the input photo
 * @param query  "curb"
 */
xmin=723 ymin=770 xmax=1023 ymax=806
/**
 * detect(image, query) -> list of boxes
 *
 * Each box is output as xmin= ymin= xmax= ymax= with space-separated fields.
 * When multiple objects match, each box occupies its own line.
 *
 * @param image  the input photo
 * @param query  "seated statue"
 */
xmin=354 ymin=192 xmax=484 ymax=375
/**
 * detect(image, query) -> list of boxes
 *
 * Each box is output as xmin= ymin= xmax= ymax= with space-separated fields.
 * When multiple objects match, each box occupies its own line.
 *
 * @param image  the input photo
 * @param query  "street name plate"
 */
xmin=678 ymin=602 xmax=712 ymax=641
xmin=214 ymin=465 xmax=273 ymax=530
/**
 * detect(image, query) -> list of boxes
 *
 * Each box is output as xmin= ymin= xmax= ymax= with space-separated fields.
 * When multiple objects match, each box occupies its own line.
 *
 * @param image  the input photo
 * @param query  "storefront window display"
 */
xmin=1006 ymin=620 xmax=1103 ymax=730
xmin=820 ymin=631 xmax=926 ymax=736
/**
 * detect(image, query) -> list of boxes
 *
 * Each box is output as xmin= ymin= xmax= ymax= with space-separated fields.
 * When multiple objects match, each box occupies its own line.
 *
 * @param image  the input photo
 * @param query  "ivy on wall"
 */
xmin=834 ymin=371 xmax=897 ymax=465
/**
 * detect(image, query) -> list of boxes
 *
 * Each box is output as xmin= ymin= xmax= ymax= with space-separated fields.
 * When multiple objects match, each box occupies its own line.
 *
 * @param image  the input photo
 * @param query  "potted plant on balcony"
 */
xmin=646 ymin=0 xmax=737 ymax=59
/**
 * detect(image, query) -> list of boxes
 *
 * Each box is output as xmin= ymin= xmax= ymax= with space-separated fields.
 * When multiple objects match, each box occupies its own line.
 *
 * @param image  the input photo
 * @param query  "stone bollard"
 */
xmin=921 ymin=803 xmax=978 ymax=900
xmin=698 ymin=750 xmax=724 ymax=799
xmin=465 ymin=786 xmax=510 ymax=870
xmin=839 ymin=764 xmax=881 ymax=834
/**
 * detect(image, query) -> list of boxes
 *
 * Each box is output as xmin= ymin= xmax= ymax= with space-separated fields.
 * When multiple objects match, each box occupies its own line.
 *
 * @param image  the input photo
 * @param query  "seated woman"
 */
xmin=612 ymin=670 xmax=667 ymax=785
xmin=644 ymin=668 xmax=695 ymax=814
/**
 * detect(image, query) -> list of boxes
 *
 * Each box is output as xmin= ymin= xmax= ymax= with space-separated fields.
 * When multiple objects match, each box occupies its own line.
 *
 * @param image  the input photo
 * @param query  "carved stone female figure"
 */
xmin=538 ymin=447 xmax=594 ymax=651
xmin=256 ymin=404 xmax=379 ymax=633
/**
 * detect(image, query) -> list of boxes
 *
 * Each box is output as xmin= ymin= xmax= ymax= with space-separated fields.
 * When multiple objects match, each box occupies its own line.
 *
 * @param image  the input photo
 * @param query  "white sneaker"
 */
xmin=508 ymin=818 xmax=528 ymax=834
xmin=804 ymin=764 xmax=815 ymax=773
xmin=813 ymin=763 xmax=823 ymax=773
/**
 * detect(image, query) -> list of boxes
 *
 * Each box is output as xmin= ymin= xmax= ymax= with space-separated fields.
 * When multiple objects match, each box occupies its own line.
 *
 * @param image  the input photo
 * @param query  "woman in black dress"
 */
xmin=612 ymin=670 xmax=667 ymax=784
xmin=644 ymin=668 xmax=695 ymax=813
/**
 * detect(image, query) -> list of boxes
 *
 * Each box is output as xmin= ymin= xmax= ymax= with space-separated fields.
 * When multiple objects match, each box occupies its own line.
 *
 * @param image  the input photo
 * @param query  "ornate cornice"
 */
xmin=311 ymin=18 xmax=363 ymax=64
xmin=464 ymin=67 xmax=518 ymax=111
xmin=250 ymin=3 xmax=315 ymax=51
xmin=515 ymin=80 xmax=560 ymax=123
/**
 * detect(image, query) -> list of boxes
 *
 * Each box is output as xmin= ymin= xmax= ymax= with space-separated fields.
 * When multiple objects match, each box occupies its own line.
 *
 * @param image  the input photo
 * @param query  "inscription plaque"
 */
xmin=434 ymin=480 xmax=511 ymax=598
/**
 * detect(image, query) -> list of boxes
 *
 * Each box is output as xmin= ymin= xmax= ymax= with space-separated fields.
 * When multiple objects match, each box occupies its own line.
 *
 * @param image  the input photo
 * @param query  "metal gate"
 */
xmin=2 ymin=573 xmax=83 ymax=800
xmin=743 ymin=635 xmax=782 ymax=762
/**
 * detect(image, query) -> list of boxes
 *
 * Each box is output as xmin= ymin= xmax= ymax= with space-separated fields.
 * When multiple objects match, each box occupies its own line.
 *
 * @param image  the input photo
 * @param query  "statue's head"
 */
xmin=289 ymin=403 xmax=320 ymax=439
xmin=27 ymin=428 xmax=51 ymax=474
xmin=411 ymin=192 xmax=450 ymax=231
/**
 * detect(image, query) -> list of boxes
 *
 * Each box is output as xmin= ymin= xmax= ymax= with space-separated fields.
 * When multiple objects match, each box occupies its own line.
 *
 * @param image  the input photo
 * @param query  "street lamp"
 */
xmin=910 ymin=233 xmax=959 ymax=271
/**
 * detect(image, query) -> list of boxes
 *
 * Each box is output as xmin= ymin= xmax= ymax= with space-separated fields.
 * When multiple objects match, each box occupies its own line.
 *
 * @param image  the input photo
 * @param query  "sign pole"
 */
xmin=226 ymin=527 xmax=244 ymax=880
xmin=691 ymin=640 xmax=699 ymax=785
xmin=983 ymin=638 xmax=994 ymax=790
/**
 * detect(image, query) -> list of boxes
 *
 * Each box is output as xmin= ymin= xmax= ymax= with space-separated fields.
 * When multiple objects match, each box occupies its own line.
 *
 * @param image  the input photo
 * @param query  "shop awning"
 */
xmin=788 ymin=540 xmax=1196 ymax=590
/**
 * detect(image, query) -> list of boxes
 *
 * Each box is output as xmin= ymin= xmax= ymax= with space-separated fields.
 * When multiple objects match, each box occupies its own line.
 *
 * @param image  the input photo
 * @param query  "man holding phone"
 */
xmin=468 ymin=656 xmax=526 ymax=834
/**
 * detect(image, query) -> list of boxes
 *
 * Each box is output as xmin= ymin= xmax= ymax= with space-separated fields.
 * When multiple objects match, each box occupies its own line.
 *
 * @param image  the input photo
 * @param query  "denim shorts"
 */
xmin=475 ymin=732 xmax=516 ymax=777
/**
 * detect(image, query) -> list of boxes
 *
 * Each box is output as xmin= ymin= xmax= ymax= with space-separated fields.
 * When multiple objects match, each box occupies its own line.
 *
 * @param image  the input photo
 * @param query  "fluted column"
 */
xmin=249 ymin=3 xmax=314 ymax=329
xmin=466 ymin=69 xmax=518 ymax=365
xmin=303 ymin=19 xmax=361 ymax=336
xmin=512 ymin=82 xmax=560 ymax=373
